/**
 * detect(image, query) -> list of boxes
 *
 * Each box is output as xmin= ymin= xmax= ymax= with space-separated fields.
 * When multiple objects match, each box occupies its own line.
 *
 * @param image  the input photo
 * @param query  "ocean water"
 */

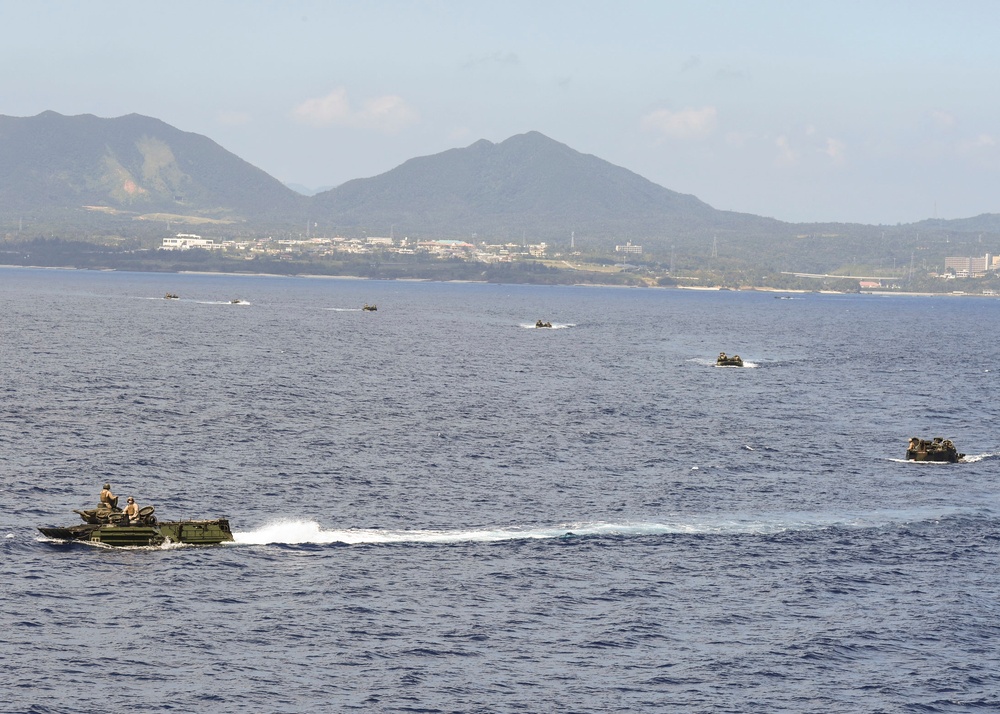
xmin=2 ymin=267 xmax=999 ymax=713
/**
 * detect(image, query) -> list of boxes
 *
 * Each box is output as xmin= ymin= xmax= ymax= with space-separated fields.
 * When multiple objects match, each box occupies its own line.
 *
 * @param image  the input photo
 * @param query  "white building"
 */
xmin=615 ymin=241 xmax=643 ymax=255
xmin=160 ymin=233 xmax=217 ymax=251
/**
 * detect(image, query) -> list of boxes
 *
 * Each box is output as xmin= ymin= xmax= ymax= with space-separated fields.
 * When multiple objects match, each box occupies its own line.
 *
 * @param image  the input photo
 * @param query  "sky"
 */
xmin=3 ymin=0 xmax=1000 ymax=225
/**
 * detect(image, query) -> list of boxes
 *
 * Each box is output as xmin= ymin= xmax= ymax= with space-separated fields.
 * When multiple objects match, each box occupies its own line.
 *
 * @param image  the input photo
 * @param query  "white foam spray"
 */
xmin=231 ymin=507 xmax=973 ymax=547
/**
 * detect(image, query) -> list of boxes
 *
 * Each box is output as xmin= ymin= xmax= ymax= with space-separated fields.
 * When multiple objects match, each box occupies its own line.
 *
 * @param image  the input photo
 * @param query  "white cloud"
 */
xmin=929 ymin=109 xmax=956 ymax=129
xmin=292 ymin=88 xmax=417 ymax=133
xmin=292 ymin=89 xmax=351 ymax=127
xmin=356 ymin=95 xmax=419 ymax=133
xmin=774 ymin=135 xmax=798 ymax=165
xmin=640 ymin=106 xmax=717 ymax=140
xmin=958 ymin=133 xmax=997 ymax=155
xmin=823 ymin=137 xmax=847 ymax=165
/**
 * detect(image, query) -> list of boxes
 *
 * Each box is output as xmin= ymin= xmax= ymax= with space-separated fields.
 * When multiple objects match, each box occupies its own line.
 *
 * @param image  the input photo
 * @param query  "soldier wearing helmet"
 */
xmin=99 ymin=483 xmax=119 ymax=510
xmin=124 ymin=497 xmax=139 ymax=524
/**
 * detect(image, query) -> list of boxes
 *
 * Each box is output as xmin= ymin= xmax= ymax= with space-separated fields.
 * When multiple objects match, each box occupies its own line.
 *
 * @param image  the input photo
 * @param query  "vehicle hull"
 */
xmin=38 ymin=519 xmax=234 ymax=547
xmin=905 ymin=450 xmax=963 ymax=463
xmin=905 ymin=437 xmax=964 ymax=463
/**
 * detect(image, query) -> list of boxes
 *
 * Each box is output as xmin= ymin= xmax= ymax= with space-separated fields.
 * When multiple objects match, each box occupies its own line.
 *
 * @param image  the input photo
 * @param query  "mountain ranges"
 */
xmin=2 ymin=111 xmax=999 ymax=275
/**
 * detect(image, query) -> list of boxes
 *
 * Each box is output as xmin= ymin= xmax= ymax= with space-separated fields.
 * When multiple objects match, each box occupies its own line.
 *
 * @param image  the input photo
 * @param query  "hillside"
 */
xmin=0 ymin=111 xmax=306 ymax=224
xmin=309 ymin=132 xmax=1000 ymax=271
xmin=1 ymin=112 xmax=999 ymax=277
xmin=311 ymin=131 xmax=788 ymax=247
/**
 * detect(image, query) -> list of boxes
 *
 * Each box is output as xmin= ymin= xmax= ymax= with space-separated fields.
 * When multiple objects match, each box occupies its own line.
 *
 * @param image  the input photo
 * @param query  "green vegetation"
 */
xmin=4 ymin=235 xmax=999 ymax=293
xmin=0 ymin=238 xmax=648 ymax=286
xmin=3 ymin=112 xmax=1000 ymax=291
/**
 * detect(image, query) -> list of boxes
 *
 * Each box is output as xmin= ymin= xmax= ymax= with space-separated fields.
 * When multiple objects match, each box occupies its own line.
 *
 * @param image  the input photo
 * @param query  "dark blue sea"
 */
xmin=2 ymin=267 xmax=999 ymax=713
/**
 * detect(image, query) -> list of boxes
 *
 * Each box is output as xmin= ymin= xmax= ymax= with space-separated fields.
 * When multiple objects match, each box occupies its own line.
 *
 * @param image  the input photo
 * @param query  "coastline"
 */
xmin=0 ymin=263 xmax=994 ymax=297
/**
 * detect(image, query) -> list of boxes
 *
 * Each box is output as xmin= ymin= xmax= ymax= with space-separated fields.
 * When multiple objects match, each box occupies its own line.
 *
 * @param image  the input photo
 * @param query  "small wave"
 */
xmin=231 ymin=508 xmax=976 ymax=546
xmin=888 ymin=452 xmax=994 ymax=464
xmin=520 ymin=323 xmax=573 ymax=329
xmin=886 ymin=457 xmax=951 ymax=465
xmin=962 ymin=452 xmax=996 ymax=463
xmin=324 ymin=307 xmax=363 ymax=312
xmin=33 ymin=535 xmax=212 ymax=550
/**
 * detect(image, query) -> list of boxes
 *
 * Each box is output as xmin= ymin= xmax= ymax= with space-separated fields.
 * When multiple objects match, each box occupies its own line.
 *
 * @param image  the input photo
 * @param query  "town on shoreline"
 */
xmin=3 ymin=231 xmax=999 ymax=295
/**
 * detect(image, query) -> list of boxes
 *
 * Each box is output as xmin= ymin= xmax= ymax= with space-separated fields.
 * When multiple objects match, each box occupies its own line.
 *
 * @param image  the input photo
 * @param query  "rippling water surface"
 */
xmin=2 ymin=267 xmax=999 ymax=713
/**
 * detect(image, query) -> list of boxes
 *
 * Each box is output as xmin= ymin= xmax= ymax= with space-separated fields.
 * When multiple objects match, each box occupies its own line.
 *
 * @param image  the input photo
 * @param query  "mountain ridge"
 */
xmin=311 ymin=130 xmax=785 ymax=243
xmin=0 ymin=111 xmax=305 ymax=221
xmin=1 ymin=111 xmax=998 ymax=271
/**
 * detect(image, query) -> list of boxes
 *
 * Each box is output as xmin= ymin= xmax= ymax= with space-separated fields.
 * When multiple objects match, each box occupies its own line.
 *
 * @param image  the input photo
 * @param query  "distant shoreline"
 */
xmin=1 ymin=263 xmax=994 ymax=297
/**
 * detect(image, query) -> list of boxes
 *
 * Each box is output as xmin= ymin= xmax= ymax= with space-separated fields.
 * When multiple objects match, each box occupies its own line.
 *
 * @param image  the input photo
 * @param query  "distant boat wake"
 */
xmin=231 ymin=507 xmax=978 ymax=546
xmin=142 ymin=297 xmax=251 ymax=305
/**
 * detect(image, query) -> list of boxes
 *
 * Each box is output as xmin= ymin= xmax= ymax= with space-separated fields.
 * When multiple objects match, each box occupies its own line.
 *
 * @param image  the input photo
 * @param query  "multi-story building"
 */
xmin=159 ymin=233 xmax=217 ymax=250
xmin=615 ymin=241 xmax=643 ymax=254
xmin=944 ymin=254 xmax=993 ymax=277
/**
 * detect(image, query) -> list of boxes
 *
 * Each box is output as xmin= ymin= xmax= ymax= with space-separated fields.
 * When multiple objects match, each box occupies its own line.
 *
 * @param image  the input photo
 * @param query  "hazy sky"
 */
xmin=4 ymin=0 xmax=999 ymax=224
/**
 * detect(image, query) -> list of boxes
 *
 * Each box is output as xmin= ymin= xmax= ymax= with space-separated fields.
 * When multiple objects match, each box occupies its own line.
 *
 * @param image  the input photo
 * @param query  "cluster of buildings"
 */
xmin=159 ymin=233 xmax=549 ymax=262
xmin=157 ymin=234 xmax=1000 ymax=287
xmin=943 ymin=253 xmax=999 ymax=278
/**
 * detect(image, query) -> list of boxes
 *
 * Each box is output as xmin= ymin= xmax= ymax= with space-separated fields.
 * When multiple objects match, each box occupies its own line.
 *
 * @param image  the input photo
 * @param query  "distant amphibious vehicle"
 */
xmin=905 ymin=437 xmax=964 ymax=463
xmin=39 ymin=504 xmax=234 ymax=547
xmin=716 ymin=352 xmax=744 ymax=367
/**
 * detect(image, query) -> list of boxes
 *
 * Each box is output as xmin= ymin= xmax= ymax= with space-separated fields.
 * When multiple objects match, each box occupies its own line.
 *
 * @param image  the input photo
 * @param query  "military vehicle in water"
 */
xmin=716 ymin=352 xmax=744 ymax=367
xmin=905 ymin=437 xmax=964 ymax=463
xmin=39 ymin=504 xmax=234 ymax=547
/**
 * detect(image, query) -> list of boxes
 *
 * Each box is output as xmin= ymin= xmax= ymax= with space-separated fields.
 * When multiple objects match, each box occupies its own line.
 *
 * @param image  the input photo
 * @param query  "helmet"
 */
xmin=103 ymin=483 xmax=111 ymax=490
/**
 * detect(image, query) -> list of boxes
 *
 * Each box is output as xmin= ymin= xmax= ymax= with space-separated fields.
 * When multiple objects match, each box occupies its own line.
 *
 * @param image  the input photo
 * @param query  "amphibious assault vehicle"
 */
xmin=716 ymin=352 xmax=744 ymax=367
xmin=39 ymin=504 xmax=234 ymax=547
xmin=905 ymin=437 xmax=964 ymax=463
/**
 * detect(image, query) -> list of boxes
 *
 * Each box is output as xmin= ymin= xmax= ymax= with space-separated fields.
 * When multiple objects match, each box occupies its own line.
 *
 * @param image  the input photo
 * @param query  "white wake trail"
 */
xmin=231 ymin=507 xmax=976 ymax=546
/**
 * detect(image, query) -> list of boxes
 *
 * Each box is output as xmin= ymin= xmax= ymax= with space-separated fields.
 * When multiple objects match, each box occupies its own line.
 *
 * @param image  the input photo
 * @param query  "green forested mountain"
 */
xmin=310 ymin=130 xmax=787 ymax=248
xmin=0 ymin=111 xmax=306 ymax=223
